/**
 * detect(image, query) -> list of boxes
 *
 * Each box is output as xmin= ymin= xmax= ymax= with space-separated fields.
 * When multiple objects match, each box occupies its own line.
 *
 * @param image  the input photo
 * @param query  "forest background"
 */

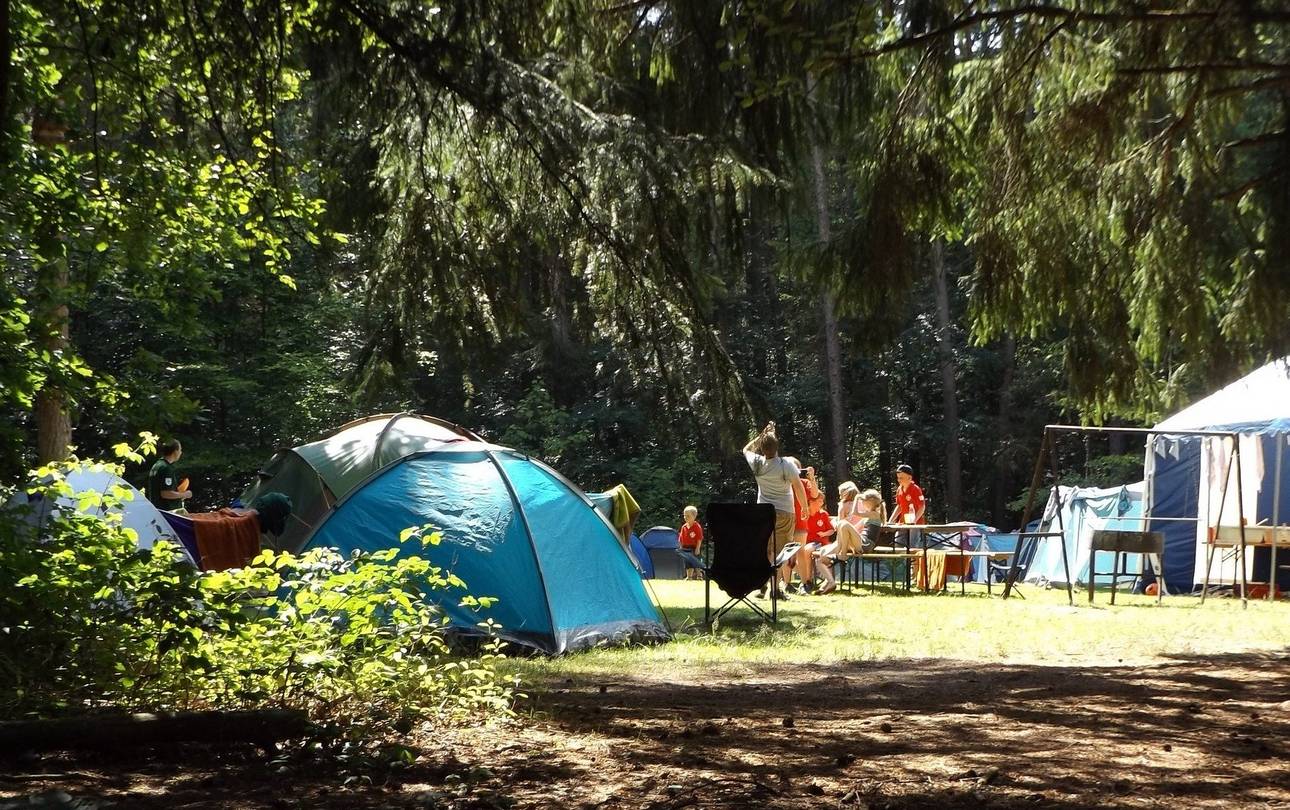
xmin=4 ymin=0 xmax=1290 ymax=531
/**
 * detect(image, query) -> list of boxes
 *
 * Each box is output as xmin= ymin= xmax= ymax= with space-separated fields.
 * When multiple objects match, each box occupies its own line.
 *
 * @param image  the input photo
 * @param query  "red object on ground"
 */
xmin=1145 ymin=583 xmax=1159 ymax=596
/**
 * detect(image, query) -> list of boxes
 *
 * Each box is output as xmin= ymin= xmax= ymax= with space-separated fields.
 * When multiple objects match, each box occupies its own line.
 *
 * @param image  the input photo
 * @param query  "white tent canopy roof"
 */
xmin=1155 ymin=358 xmax=1290 ymax=432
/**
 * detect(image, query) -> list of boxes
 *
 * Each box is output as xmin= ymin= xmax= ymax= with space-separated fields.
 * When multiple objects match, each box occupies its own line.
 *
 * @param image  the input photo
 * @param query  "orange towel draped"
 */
xmin=913 ymin=550 xmax=972 ymax=591
xmin=191 ymin=508 xmax=262 ymax=571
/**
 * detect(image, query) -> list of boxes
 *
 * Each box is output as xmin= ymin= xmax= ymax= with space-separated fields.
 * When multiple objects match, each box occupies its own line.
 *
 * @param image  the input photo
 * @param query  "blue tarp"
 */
xmin=628 ymin=533 xmax=655 ymax=578
xmin=1025 ymin=483 xmax=1146 ymax=586
xmin=1145 ymin=437 xmax=1202 ymax=593
xmin=304 ymin=446 xmax=668 ymax=654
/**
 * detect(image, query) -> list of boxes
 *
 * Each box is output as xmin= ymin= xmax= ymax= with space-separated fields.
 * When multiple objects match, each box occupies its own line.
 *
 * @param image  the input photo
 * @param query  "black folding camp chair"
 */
xmin=704 ymin=502 xmax=778 ymax=625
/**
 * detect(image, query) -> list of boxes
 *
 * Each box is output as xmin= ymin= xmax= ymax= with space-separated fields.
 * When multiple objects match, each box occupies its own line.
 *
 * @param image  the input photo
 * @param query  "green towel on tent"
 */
xmin=603 ymin=484 xmax=640 ymax=543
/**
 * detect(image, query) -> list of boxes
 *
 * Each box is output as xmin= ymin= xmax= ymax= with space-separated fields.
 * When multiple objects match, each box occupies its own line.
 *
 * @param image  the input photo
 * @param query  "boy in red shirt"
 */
xmin=678 ymin=505 xmax=704 ymax=580
xmin=893 ymin=464 xmax=926 ymax=524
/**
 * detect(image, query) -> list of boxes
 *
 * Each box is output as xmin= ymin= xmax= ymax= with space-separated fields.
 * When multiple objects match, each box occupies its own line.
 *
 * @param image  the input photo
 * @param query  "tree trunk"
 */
xmin=991 ymin=334 xmax=1017 ymax=527
xmin=878 ymin=432 xmax=892 ymax=509
xmin=1 ymin=0 xmax=10 ymax=131
xmin=745 ymin=188 xmax=773 ymax=381
xmin=807 ymin=75 xmax=849 ymax=491
xmin=1108 ymin=427 xmax=1126 ymax=456
xmin=34 ymin=255 xmax=72 ymax=463
xmin=32 ymin=117 xmax=73 ymax=464
xmin=931 ymin=238 xmax=961 ymax=521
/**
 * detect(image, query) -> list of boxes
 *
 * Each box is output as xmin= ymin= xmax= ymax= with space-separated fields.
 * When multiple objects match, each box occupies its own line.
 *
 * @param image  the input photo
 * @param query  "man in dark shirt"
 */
xmin=147 ymin=439 xmax=192 ymax=512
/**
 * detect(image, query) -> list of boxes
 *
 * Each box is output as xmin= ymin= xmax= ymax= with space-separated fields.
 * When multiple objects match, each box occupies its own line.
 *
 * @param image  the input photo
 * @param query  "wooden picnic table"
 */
xmin=870 ymin=523 xmax=1016 ymax=594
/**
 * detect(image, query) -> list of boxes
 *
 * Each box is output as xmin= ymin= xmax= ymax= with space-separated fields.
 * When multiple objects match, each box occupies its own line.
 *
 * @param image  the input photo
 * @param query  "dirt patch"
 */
xmin=4 ymin=652 xmax=1289 ymax=808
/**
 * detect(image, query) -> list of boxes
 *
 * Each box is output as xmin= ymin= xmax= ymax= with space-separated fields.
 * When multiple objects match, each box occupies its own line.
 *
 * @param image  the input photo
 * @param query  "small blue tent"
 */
xmin=628 ymin=533 xmax=655 ymax=578
xmin=1147 ymin=359 xmax=1290 ymax=593
xmin=640 ymin=526 xmax=685 ymax=579
xmin=304 ymin=442 xmax=669 ymax=654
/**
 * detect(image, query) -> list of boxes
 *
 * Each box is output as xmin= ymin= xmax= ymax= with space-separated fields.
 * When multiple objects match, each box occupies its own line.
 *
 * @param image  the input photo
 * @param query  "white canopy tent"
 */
xmin=1146 ymin=359 xmax=1290 ymax=594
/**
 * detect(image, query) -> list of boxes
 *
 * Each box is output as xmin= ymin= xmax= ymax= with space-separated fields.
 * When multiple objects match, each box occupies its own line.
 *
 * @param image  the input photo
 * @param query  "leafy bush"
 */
xmin=0 ymin=450 xmax=513 ymax=740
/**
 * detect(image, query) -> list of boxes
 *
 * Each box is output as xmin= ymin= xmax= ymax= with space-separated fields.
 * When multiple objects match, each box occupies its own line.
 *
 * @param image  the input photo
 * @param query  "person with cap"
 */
xmin=892 ymin=464 xmax=927 ymax=569
xmin=893 ymin=464 xmax=926 ymax=526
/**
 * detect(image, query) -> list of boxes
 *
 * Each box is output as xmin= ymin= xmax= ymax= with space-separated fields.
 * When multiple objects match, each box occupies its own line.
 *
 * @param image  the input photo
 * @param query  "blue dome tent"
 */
xmin=628 ymin=533 xmax=655 ymax=578
xmin=639 ymin=525 xmax=685 ymax=579
xmin=302 ymin=441 xmax=669 ymax=654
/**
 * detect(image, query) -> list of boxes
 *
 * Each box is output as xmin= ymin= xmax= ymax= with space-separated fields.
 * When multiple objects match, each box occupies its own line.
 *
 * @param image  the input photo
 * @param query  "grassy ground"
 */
xmin=509 ymin=578 xmax=1290 ymax=682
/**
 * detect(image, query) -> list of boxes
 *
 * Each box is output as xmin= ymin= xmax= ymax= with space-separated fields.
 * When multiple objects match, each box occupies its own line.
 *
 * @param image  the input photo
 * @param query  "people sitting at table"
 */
xmin=813 ymin=485 xmax=885 ymax=593
xmin=792 ymin=491 xmax=835 ymax=594
xmin=772 ymin=457 xmax=818 ymax=598
xmin=855 ymin=488 xmax=886 ymax=547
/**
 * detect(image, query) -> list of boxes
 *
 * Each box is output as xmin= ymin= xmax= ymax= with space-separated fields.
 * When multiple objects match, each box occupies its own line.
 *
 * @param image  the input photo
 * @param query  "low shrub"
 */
xmin=0 ymin=445 xmax=514 ymax=742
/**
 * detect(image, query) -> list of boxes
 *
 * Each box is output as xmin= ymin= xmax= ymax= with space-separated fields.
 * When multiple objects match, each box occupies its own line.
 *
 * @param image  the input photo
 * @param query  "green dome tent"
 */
xmin=242 ymin=413 xmax=481 ymax=552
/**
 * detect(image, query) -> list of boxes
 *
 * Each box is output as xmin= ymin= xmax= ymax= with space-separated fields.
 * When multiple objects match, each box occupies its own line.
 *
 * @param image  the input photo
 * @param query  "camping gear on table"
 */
xmin=187 ymin=509 xmax=263 ymax=571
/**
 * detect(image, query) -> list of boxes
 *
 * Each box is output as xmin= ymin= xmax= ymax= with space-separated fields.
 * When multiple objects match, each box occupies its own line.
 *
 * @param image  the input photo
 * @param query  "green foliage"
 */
xmin=497 ymin=384 xmax=594 ymax=470
xmin=0 ymin=458 xmax=513 ymax=735
xmin=1 ymin=0 xmax=326 ymax=472
xmin=1007 ymin=454 xmax=1147 ymax=515
xmin=491 ymin=380 xmax=716 ymax=528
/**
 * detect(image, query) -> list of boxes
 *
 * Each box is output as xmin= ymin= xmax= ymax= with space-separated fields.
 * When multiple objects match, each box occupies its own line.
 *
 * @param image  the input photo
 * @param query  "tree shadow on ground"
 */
xmin=2 ymin=651 xmax=1287 ymax=809
xmin=515 ymin=649 xmax=1290 ymax=809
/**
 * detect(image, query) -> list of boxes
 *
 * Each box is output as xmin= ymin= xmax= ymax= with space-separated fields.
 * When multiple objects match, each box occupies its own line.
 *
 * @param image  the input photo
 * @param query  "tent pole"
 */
xmin=1004 ymin=428 xmax=1051 ymax=599
xmin=1048 ymin=436 xmax=1073 ymax=606
xmin=1143 ymin=435 xmax=1166 ymax=601
xmin=1272 ymin=437 xmax=1284 ymax=603
xmin=1235 ymin=438 xmax=1249 ymax=609
xmin=482 ymin=450 xmax=562 ymax=653
xmin=1202 ymin=436 xmax=1234 ymax=603
xmin=641 ymin=577 xmax=673 ymax=633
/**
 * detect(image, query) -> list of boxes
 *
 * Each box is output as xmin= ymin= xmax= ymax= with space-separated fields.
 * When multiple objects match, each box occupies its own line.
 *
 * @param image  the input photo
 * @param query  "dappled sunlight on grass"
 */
xmin=507 ymin=579 xmax=1290 ymax=682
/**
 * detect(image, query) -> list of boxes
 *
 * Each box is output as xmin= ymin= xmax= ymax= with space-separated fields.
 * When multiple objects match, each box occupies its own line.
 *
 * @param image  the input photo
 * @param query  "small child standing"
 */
xmin=678 ymin=505 xmax=704 ymax=580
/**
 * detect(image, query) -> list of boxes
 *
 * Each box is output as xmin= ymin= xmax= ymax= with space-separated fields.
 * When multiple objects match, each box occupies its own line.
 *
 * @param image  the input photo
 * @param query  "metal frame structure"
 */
xmin=1002 ymin=425 xmax=1253 ymax=607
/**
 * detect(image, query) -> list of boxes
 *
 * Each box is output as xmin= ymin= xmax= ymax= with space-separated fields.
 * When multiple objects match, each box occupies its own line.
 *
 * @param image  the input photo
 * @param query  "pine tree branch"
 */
xmin=1119 ymin=61 xmax=1290 ymax=75
xmin=1208 ymin=76 xmax=1290 ymax=97
xmin=1217 ymin=166 xmax=1290 ymax=200
xmin=840 ymin=4 xmax=1290 ymax=60
xmin=1220 ymin=129 xmax=1289 ymax=150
